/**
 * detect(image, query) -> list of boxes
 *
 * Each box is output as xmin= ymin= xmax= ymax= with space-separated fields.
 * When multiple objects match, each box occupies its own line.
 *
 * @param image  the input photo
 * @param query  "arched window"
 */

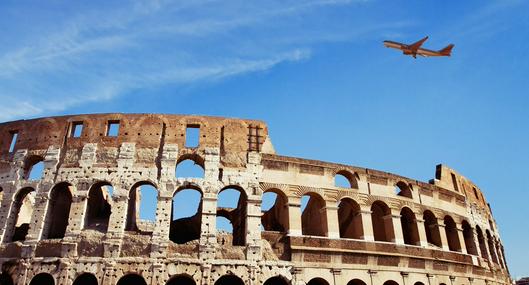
xmin=423 ymin=210 xmax=442 ymax=248
xmin=413 ymin=283 xmax=425 ymax=285
xmin=476 ymin=226 xmax=488 ymax=259
xmin=0 ymin=272 xmax=14 ymax=285
xmin=166 ymin=274 xmax=196 ymax=285
xmin=261 ymin=190 xmax=289 ymax=232
xmin=347 ymin=279 xmax=367 ymax=285
xmin=400 ymin=207 xmax=420 ymax=246
xmin=84 ymin=182 xmax=113 ymax=232
xmin=371 ymin=201 xmax=394 ymax=242
xmin=382 ymin=281 xmax=399 ymax=285
xmin=395 ymin=181 xmax=412 ymax=198
xmin=263 ymin=276 xmax=289 ymax=285
xmin=216 ymin=186 xmax=247 ymax=245
xmin=486 ymin=230 xmax=499 ymax=263
xmin=214 ymin=275 xmax=244 ymax=285
xmin=126 ymin=182 xmax=158 ymax=233
xmin=43 ymin=182 xmax=73 ymax=239
xmin=29 ymin=273 xmax=54 ymax=285
xmin=116 ymin=274 xmax=147 ymax=285
xmin=170 ymin=187 xmax=202 ymax=244
xmin=307 ymin=278 xmax=329 ymax=285
xmin=24 ymin=155 xmax=45 ymax=180
xmin=73 ymin=273 xmax=98 ymax=285
xmin=334 ymin=170 xmax=358 ymax=189
xmin=301 ymin=193 xmax=327 ymax=237
xmin=444 ymin=216 xmax=461 ymax=252
xmin=175 ymin=157 xmax=204 ymax=179
xmin=9 ymin=187 xmax=35 ymax=242
xmin=462 ymin=221 xmax=478 ymax=255
xmin=338 ymin=198 xmax=363 ymax=239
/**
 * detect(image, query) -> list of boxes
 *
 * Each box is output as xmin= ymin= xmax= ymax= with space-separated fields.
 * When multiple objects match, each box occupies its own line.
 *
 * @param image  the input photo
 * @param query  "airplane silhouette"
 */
xmin=383 ymin=36 xmax=454 ymax=58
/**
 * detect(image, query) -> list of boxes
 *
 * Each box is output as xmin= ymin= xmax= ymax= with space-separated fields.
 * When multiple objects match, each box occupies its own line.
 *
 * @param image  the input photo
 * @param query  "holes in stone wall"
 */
xmin=423 ymin=210 xmax=442 ymax=248
xmin=85 ymin=182 xmax=113 ymax=233
xmin=338 ymin=198 xmax=363 ymax=239
xmin=106 ymin=121 xmax=120 ymax=137
xmin=216 ymin=186 xmax=247 ymax=245
xmin=29 ymin=273 xmax=54 ymax=285
xmin=371 ymin=201 xmax=394 ymax=242
xmin=170 ymin=187 xmax=202 ymax=244
xmin=301 ymin=193 xmax=327 ymax=237
xmin=175 ymin=158 xmax=204 ymax=178
xmin=400 ymin=207 xmax=420 ymax=246
xmin=185 ymin=125 xmax=200 ymax=148
xmin=70 ymin=122 xmax=84 ymax=138
xmin=10 ymin=187 xmax=35 ymax=242
xmin=261 ymin=190 xmax=288 ymax=232
xmin=394 ymin=181 xmax=412 ymax=198
xmin=126 ymin=182 xmax=158 ymax=233
xmin=43 ymin=182 xmax=73 ymax=239
xmin=444 ymin=215 xmax=461 ymax=252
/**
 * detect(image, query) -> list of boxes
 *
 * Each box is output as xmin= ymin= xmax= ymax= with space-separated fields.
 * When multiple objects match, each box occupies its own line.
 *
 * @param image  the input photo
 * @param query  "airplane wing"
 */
xmin=408 ymin=36 xmax=428 ymax=51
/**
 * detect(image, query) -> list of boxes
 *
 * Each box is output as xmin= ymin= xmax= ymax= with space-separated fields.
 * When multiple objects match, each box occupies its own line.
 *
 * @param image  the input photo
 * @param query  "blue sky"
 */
xmin=2 ymin=0 xmax=529 ymax=278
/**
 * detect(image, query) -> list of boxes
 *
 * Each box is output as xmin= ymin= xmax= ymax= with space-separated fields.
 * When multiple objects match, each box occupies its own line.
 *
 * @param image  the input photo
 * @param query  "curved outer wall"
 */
xmin=0 ymin=114 xmax=510 ymax=285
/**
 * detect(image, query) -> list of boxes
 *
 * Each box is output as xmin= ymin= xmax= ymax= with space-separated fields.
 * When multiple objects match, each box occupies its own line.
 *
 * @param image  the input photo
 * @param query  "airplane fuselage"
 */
xmin=383 ymin=39 xmax=453 ymax=58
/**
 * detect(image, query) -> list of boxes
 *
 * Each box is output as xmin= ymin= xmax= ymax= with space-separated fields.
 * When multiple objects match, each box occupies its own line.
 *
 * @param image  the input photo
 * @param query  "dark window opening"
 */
xmin=43 ymin=183 xmax=73 ymax=239
xmin=85 ymin=182 xmax=113 ymax=233
xmin=473 ymin=187 xmax=479 ymax=200
xmin=444 ymin=216 xmax=461 ymax=252
xmin=70 ymin=122 xmax=84 ymax=138
xmin=451 ymin=173 xmax=459 ymax=192
xmin=400 ymin=207 xmax=420 ymax=245
xmin=338 ymin=198 xmax=363 ymax=239
xmin=29 ymin=273 xmax=54 ymax=285
xmin=116 ymin=274 xmax=147 ymax=285
xmin=10 ymin=187 xmax=35 ymax=242
xmin=73 ymin=273 xmax=98 ymax=285
xmin=215 ymin=275 xmax=244 ymax=285
xmin=106 ymin=121 xmax=120 ymax=137
xmin=462 ymin=221 xmax=478 ymax=255
xmin=167 ymin=275 xmax=196 ymax=285
xmin=423 ymin=210 xmax=442 ymax=248
xmin=395 ymin=181 xmax=413 ymax=199
xmin=216 ymin=187 xmax=247 ymax=245
xmin=8 ymin=131 xmax=18 ymax=153
xmin=371 ymin=201 xmax=395 ymax=242
xmin=170 ymin=188 xmax=202 ymax=244
xmin=125 ymin=182 xmax=158 ymax=233
xmin=185 ymin=125 xmax=200 ymax=148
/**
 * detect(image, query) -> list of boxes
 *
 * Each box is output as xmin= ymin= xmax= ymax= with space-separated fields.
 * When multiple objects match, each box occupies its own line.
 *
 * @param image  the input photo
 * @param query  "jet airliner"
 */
xmin=383 ymin=36 xmax=454 ymax=58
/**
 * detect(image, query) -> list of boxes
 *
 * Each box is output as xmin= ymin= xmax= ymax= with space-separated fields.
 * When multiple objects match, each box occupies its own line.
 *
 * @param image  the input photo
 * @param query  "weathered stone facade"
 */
xmin=0 ymin=114 xmax=510 ymax=285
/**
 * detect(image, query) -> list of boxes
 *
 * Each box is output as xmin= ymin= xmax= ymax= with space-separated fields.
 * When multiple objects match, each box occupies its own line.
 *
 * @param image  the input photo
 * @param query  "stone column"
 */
xmin=64 ymin=193 xmax=87 ymax=238
xmin=390 ymin=210 xmax=404 ymax=245
xmin=200 ymin=192 xmax=217 ymax=260
xmin=246 ymin=191 xmax=263 ymax=260
xmin=26 ymin=182 xmax=53 ymax=241
xmin=359 ymin=206 xmax=374 ymax=241
xmin=0 ymin=185 xmax=16 ymax=243
xmin=106 ymin=185 xmax=128 ymax=238
xmin=151 ymin=186 xmax=172 ymax=257
xmin=416 ymin=218 xmax=429 ymax=247
xmin=437 ymin=218 xmax=450 ymax=251
xmin=325 ymin=201 xmax=340 ymax=238
xmin=456 ymin=223 xmax=468 ymax=254
xmin=287 ymin=197 xmax=302 ymax=236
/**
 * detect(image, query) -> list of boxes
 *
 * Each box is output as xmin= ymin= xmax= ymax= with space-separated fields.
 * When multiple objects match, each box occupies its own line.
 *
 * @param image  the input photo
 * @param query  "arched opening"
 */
xmin=166 ymin=274 xmax=196 ymax=285
xmin=347 ymin=279 xmax=367 ymax=285
xmin=0 ymin=273 xmax=13 ymax=285
xmin=116 ymin=274 xmax=147 ymax=285
xmin=43 ymin=182 xmax=73 ymax=239
xmin=371 ymin=201 xmax=394 ymax=242
xmin=476 ymin=226 xmax=488 ymax=259
xmin=307 ymin=278 xmax=329 ymax=285
xmin=84 ymin=182 xmax=113 ymax=232
xmin=9 ymin=187 xmax=35 ymax=242
xmin=216 ymin=186 xmax=247 ymax=245
xmin=382 ymin=281 xmax=399 ymax=285
xmin=24 ymin=155 xmax=45 ymax=180
xmin=495 ymin=238 xmax=505 ymax=268
xmin=214 ymin=275 xmax=244 ymax=285
xmin=400 ymin=207 xmax=420 ymax=246
xmin=29 ymin=273 xmax=54 ymax=285
xmin=263 ymin=276 xmax=289 ymax=285
xmin=73 ymin=273 xmax=98 ymax=285
xmin=175 ymin=157 xmax=204 ymax=179
xmin=0 ymin=187 xmax=3 ymax=204
xmin=444 ymin=216 xmax=461 ymax=252
xmin=301 ymin=193 xmax=327 ymax=237
xmin=486 ymin=230 xmax=499 ymax=263
xmin=338 ymin=198 xmax=363 ymax=239
xmin=394 ymin=181 xmax=412 ymax=198
xmin=261 ymin=190 xmax=289 ymax=232
xmin=462 ymin=221 xmax=478 ymax=255
xmin=125 ymin=182 xmax=158 ymax=233
xmin=334 ymin=170 xmax=358 ymax=189
xmin=423 ymin=210 xmax=442 ymax=248
xmin=169 ymin=187 xmax=202 ymax=244
xmin=413 ymin=283 xmax=425 ymax=285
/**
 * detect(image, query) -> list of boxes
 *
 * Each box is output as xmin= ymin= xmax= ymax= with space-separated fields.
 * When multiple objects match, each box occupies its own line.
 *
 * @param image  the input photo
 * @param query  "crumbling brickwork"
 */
xmin=0 ymin=114 xmax=510 ymax=285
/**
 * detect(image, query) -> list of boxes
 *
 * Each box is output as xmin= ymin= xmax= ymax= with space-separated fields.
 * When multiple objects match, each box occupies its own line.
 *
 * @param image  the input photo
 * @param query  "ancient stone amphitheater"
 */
xmin=0 ymin=114 xmax=510 ymax=285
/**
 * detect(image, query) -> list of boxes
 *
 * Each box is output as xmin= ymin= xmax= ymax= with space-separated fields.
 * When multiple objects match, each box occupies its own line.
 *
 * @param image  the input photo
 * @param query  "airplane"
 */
xmin=383 ymin=36 xmax=454 ymax=58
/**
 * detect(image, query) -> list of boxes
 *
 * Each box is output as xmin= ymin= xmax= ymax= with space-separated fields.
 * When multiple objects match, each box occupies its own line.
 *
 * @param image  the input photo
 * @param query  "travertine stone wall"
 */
xmin=0 ymin=114 xmax=510 ymax=285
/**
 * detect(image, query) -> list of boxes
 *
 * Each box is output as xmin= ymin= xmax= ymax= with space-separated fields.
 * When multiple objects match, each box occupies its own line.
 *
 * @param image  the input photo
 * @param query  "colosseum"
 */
xmin=0 ymin=114 xmax=510 ymax=285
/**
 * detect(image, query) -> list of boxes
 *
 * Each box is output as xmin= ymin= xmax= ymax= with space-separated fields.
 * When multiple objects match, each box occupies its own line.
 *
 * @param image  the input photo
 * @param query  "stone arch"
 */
xmin=334 ymin=170 xmax=358 ymax=189
xmin=307 ymin=278 xmax=330 ymax=285
xmin=486 ymin=229 xmax=499 ymax=263
xmin=395 ymin=181 xmax=412 ymax=198
xmin=371 ymin=200 xmax=395 ymax=242
xmin=338 ymin=197 xmax=363 ymax=239
xmin=263 ymin=276 xmax=290 ymax=285
xmin=42 ymin=182 xmax=73 ymax=239
xmin=217 ymin=185 xmax=247 ymax=246
xmin=73 ymin=273 xmax=98 ymax=285
xmin=400 ymin=207 xmax=420 ymax=245
xmin=175 ymin=154 xmax=205 ymax=178
xmin=170 ymin=185 xmax=203 ymax=244
xmin=301 ymin=192 xmax=327 ymax=237
xmin=126 ymin=181 xmax=159 ymax=233
xmin=423 ymin=210 xmax=442 ymax=248
xmin=444 ymin=215 xmax=461 ymax=252
xmin=7 ymin=187 xmax=35 ymax=242
xmin=23 ymin=155 xmax=45 ymax=180
xmin=347 ymin=279 xmax=367 ymax=285
xmin=413 ymin=282 xmax=425 ymax=285
xmin=382 ymin=281 xmax=399 ymax=285
xmin=0 ymin=272 xmax=13 ymax=285
xmin=116 ymin=274 xmax=147 ymax=285
xmin=462 ymin=220 xmax=478 ymax=255
xmin=476 ymin=226 xmax=488 ymax=259
xmin=29 ymin=273 xmax=54 ymax=285
xmin=84 ymin=181 xmax=113 ymax=233
xmin=166 ymin=274 xmax=196 ymax=285
xmin=261 ymin=188 xmax=289 ymax=232
xmin=214 ymin=275 xmax=244 ymax=285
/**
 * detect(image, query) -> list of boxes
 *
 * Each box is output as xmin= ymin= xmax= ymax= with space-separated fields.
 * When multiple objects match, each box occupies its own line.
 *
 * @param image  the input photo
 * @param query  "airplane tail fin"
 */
xmin=439 ymin=44 xmax=454 ymax=56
